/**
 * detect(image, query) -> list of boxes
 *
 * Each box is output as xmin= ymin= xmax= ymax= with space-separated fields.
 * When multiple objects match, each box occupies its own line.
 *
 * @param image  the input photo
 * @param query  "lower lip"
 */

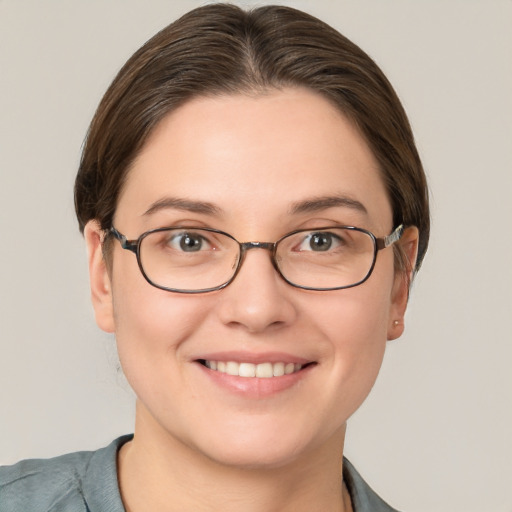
xmin=195 ymin=362 xmax=314 ymax=399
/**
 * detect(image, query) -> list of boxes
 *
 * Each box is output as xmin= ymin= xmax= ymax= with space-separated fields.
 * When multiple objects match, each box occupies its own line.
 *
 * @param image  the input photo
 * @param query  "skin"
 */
xmin=85 ymin=88 xmax=418 ymax=512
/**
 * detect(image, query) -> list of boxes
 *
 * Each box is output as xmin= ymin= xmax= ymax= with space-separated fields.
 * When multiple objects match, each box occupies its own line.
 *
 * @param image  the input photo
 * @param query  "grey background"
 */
xmin=1 ymin=1 xmax=511 ymax=511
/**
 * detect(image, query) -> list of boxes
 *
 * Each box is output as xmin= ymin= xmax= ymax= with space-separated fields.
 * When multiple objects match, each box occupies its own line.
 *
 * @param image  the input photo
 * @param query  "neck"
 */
xmin=118 ymin=401 xmax=352 ymax=512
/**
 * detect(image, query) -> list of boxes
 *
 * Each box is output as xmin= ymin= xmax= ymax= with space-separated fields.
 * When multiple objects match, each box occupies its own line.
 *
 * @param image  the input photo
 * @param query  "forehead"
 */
xmin=116 ymin=88 xmax=392 ymax=233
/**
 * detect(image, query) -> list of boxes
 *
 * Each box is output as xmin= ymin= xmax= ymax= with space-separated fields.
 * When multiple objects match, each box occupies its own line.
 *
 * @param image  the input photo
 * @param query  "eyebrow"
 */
xmin=289 ymin=195 xmax=368 ymax=216
xmin=142 ymin=197 xmax=223 ymax=217
xmin=142 ymin=194 xmax=367 ymax=218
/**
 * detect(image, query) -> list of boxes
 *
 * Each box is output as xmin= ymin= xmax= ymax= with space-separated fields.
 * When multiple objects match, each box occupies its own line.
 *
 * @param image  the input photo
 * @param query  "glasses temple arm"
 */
xmin=376 ymin=224 xmax=404 ymax=250
xmin=110 ymin=227 xmax=138 ymax=253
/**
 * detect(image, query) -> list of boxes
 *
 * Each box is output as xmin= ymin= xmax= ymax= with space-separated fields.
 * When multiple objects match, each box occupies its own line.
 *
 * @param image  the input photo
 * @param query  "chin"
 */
xmin=184 ymin=417 xmax=343 ymax=471
xmin=199 ymin=437 xmax=309 ymax=470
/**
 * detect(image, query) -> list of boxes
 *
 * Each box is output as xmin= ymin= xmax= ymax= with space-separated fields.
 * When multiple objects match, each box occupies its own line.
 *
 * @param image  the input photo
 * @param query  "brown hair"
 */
xmin=74 ymin=3 xmax=429 ymax=271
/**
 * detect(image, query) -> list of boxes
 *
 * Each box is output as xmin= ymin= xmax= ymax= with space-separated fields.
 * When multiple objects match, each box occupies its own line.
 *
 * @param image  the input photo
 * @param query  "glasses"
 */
xmin=110 ymin=224 xmax=404 ymax=294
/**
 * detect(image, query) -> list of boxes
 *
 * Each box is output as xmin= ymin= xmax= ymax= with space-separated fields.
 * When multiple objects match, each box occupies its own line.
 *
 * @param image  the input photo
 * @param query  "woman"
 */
xmin=0 ymin=3 xmax=429 ymax=511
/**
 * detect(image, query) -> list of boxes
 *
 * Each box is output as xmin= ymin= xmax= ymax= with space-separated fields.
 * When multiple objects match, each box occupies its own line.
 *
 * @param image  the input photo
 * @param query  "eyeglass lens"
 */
xmin=137 ymin=227 xmax=376 ymax=292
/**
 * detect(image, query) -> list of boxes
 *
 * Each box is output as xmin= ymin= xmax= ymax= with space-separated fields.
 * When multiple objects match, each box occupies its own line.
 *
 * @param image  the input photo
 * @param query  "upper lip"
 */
xmin=193 ymin=351 xmax=314 ymax=365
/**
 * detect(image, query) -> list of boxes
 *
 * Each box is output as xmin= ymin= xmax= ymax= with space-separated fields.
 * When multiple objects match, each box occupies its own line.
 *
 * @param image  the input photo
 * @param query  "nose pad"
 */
xmin=217 ymin=247 xmax=297 ymax=333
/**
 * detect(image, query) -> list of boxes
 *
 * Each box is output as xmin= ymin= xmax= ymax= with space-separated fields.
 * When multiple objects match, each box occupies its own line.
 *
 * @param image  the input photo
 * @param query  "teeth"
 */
xmin=204 ymin=360 xmax=304 ymax=378
xmin=226 ymin=361 xmax=239 ymax=376
xmin=256 ymin=362 xmax=273 ymax=378
xmin=239 ymin=363 xmax=256 ymax=377
xmin=273 ymin=362 xmax=285 ymax=377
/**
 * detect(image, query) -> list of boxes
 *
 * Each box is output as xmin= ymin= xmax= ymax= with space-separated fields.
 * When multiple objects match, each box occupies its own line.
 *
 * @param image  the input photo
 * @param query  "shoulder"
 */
xmin=0 ymin=450 xmax=93 ymax=511
xmin=0 ymin=435 xmax=131 ymax=512
xmin=343 ymin=458 xmax=403 ymax=512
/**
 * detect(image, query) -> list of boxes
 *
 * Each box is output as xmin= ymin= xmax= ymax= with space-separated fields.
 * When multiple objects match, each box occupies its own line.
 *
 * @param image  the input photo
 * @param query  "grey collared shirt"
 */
xmin=0 ymin=436 xmax=400 ymax=511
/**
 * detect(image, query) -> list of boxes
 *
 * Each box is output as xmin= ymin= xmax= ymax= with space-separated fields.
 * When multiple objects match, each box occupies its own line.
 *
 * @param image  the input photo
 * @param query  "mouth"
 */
xmin=198 ymin=360 xmax=314 ymax=378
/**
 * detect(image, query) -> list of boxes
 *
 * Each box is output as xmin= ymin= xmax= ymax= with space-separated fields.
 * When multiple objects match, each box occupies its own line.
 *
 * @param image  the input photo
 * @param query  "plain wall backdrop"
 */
xmin=1 ymin=1 xmax=511 ymax=511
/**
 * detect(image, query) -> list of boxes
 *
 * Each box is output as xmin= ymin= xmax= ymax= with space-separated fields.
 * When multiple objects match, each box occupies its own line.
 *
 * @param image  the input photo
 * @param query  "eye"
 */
xmin=167 ymin=231 xmax=212 ymax=252
xmin=297 ymin=231 xmax=342 ymax=252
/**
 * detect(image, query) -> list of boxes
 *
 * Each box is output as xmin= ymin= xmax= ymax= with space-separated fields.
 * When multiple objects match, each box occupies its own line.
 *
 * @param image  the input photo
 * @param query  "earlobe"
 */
xmin=84 ymin=220 xmax=115 ymax=333
xmin=387 ymin=226 xmax=419 ymax=341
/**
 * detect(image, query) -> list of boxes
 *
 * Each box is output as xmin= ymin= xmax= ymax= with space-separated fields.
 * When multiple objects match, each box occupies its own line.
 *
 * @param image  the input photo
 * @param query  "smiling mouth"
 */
xmin=198 ymin=360 xmax=313 ymax=378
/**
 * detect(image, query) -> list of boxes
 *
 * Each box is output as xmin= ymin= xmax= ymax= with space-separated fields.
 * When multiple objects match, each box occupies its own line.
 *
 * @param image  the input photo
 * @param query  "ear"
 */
xmin=84 ymin=220 xmax=115 ymax=333
xmin=387 ymin=226 xmax=419 ymax=341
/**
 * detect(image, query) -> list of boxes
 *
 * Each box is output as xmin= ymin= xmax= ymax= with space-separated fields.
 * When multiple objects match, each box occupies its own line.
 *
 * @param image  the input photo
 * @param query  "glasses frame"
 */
xmin=109 ymin=224 xmax=404 ymax=294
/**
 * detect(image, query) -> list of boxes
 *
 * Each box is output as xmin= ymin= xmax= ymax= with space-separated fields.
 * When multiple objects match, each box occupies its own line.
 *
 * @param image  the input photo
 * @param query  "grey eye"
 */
xmin=166 ymin=232 xmax=208 ymax=252
xmin=181 ymin=233 xmax=203 ymax=251
xmin=294 ymin=231 xmax=343 ymax=252
xmin=309 ymin=232 xmax=333 ymax=251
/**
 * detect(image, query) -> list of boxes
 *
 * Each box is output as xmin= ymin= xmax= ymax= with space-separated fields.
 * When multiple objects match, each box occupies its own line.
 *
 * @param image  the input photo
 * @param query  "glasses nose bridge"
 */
xmin=235 ymin=241 xmax=281 ymax=282
xmin=240 ymin=241 xmax=276 ymax=253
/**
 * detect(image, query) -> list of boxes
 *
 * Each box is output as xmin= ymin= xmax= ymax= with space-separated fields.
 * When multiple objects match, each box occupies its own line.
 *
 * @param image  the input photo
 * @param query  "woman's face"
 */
xmin=86 ymin=88 xmax=414 ymax=468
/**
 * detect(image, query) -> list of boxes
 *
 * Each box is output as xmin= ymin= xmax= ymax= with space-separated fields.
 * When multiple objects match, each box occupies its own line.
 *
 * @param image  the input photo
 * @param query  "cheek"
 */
xmin=310 ymin=274 xmax=393 ymax=410
xmin=315 ymin=273 xmax=392 ymax=352
xmin=109 ymin=263 xmax=212 ymax=388
xmin=321 ymin=294 xmax=388 ymax=374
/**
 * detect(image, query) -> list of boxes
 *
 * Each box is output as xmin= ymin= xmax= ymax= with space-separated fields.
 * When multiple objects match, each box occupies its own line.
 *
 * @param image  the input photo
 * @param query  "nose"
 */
xmin=216 ymin=247 xmax=298 ymax=333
